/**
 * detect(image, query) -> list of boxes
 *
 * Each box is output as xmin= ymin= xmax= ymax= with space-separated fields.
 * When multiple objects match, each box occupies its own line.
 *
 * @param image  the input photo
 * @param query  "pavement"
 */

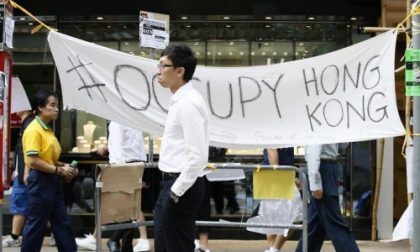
xmin=1 ymin=238 xmax=411 ymax=251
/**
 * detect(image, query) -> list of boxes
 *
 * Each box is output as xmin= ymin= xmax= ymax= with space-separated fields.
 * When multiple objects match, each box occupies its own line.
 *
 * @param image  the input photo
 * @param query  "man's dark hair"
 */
xmin=161 ymin=45 xmax=197 ymax=81
xmin=31 ymin=89 xmax=58 ymax=115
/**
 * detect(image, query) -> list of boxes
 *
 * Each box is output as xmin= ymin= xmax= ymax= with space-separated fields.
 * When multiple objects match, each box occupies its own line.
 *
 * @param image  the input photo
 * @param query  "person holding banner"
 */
xmin=295 ymin=144 xmax=359 ymax=252
xmin=154 ymin=45 xmax=209 ymax=252
xmin=21 ymin=90 xmax=78 ymax=252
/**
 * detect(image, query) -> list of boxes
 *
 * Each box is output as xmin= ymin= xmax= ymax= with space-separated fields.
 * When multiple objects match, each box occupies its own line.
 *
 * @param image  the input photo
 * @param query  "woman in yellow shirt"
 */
xmin=21 ymin=90 xmax=78 ymax=252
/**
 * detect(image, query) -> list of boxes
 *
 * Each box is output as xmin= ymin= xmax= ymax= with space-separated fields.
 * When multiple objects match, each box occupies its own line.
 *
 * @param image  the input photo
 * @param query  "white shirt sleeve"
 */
xmin=305 ymin=145 xmax=323 ymax=191
xmin=171 ymin=101 xmax=208 ymax=197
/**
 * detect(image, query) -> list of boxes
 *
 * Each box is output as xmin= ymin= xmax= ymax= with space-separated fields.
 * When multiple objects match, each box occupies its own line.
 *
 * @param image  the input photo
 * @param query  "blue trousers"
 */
xmin=296 ymin=162 xmax=359 ymax=252
xmin=154 ymin=176 xmax=204 ymax=252
xmin=21 ymin=170 xmax=77 ymax=252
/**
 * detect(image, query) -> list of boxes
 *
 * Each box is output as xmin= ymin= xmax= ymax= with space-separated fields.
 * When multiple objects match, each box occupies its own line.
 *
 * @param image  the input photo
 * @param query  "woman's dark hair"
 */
xmin=160 ymin=45 xmax=197 ymax=81
xmin=31 ymin=89 xmax=58 ymax=115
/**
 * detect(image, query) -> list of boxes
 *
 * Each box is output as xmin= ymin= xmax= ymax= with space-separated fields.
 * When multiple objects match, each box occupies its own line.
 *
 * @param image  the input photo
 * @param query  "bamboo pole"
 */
xmin=372 ymin=139 xmax=385 ymax=241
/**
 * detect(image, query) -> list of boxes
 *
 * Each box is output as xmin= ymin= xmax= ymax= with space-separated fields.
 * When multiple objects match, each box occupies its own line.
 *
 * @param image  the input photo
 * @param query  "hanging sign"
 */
xmin=139 ymin=11 xmax=169 ymax=50
xmin=405 ymin=48 xmax=420 ymax=96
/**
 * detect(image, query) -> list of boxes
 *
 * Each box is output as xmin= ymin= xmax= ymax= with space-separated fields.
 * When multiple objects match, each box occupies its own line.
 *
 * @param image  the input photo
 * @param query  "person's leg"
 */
xmin=317 ymin=162 xmax=359 ymax=252
xmin=197 ymin=178 xmax=211 ymax=251
xmin=199 ymin=232 xmax=209 ymax=250
xmin=154 ymin=181 xmax=167 ymax=252
xmin=317 ymin=195 xmax=360 ymax=252
xmin=266 ymin=234 xmax=276 ymax=248
xmin=120 ymin=228 xmax=135 ymax=252
xmin=224 ymin=181 xmax=239 ymax=213
xmin=138 ymin=211 xmax=148 ymax=239
xmin=295 ymin=198 xmax=326 ymax=252
xmin=273 ymin=230 xmax=294 ymax=250
xmin=12 ymin=214 xmax=26 ymax=236
xmin=21 ymin=171 xmax=51 ymax=252
xmin=49 ymin=180 xmax=77 ymax=252
xmin=134 ymin=211 xmax=150 ymax=251
xmin=210 ymin=181 xmax=224 ymax=214
xmin=163 ymin=178 xmax=204 ymax=252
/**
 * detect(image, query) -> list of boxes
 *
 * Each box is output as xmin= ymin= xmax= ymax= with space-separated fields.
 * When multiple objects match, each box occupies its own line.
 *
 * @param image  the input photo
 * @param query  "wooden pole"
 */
xmin=371 ymin=139 xmax=384 ymax=241
xmin=371 ymin=0 xmax=387 ymax=241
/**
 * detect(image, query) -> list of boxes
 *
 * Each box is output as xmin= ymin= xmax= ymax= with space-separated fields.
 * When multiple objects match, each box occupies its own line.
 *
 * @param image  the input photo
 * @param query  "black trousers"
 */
xmin=154 ymin=177 xmax=204 ymax=252
xmin=110 ymin=223 xmax=135 ymax=252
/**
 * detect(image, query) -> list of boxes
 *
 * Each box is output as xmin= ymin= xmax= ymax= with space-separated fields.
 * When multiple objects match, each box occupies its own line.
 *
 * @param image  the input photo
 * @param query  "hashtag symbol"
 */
xmin=66 ymin=55 xmax=107 ymax=102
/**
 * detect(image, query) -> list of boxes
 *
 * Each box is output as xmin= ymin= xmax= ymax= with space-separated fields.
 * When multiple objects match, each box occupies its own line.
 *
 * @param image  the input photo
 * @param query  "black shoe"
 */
xmin=107 ymin=240 xmax=121 ymax=252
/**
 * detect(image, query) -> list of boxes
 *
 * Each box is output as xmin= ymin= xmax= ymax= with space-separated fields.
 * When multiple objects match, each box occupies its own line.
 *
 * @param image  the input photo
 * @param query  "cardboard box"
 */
xmin=99 ymin=162 xmax=144 ymax=225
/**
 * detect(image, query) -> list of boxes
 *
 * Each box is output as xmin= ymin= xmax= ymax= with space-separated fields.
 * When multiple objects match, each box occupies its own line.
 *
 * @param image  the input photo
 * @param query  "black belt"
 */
xmin=321 ymin=159 xmax=337 ymax=164
xmin=161 ymin=172 xmax=180 ymax=180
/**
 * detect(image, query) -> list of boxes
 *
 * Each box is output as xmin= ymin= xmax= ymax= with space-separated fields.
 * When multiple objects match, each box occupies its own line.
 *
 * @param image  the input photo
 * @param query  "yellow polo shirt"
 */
xmin=22 ymin=116 xmax=61 ymax=166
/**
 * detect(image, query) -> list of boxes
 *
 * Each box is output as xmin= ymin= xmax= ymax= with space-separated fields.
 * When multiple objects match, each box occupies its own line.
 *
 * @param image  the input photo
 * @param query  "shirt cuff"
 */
xmin=309 ymin=172 xmax=323 ymax=191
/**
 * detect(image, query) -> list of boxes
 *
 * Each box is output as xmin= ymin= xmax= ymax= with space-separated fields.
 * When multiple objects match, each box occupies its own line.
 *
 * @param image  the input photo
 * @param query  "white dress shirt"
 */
xmin=108 ymin=121 xmax=147 ymax=164
xmin=305 ymin=144 xmax=346 ymax=191
xmin=159 ymin=82 xmax=209 ymax=197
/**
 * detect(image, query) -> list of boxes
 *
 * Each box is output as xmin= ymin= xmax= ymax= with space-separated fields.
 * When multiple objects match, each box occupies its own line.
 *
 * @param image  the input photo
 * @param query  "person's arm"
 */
xmin=26 ymin=155 xmax=75 ymax=178
xmin=305 ymin=145 xmax=323 ymax=199
xmin=171 ymin=102 xmax=208 ymax=198
xmin=107 ymin=122 xmax=124 ymax=163
xmin=23 ymin=129 xmax=76 ymax=179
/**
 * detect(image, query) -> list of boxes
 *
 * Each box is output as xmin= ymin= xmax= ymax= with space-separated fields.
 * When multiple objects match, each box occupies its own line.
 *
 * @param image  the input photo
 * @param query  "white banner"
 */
xmin=11 ymin=77 xmax=31 ymax=114
xmin=47 ymin=30 xmax=404 ymax=149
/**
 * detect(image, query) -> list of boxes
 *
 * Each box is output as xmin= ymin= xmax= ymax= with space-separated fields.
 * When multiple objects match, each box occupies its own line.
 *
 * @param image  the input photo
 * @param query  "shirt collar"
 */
xmin=35 ymin=116 xmax=51 ymax=130
xmin=170 ymin=81 xmax=192 ymax=105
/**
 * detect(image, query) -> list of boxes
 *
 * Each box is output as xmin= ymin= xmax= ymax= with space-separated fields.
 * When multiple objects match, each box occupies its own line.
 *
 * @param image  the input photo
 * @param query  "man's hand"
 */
xmin=311 ymin=190 xmax=323 ymax=199
xmin=96 ymin=146 xmax=109 ymax=157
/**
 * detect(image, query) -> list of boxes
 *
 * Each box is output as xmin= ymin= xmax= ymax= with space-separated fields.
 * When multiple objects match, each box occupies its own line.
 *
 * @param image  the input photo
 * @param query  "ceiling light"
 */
xmin=346 ymin=24 xmax=351 ymax=28
xmin=265 ymin=16 xmax=272 ymax=20
xmin=262 ymin=52 xmax=266 ymax=56
xmin=228 ymin=52 xmax=233 ymax=56
xmin=185 ymin=25 xmax=191 ymax=28
xmin=107 ymin=25 xmax=112 ymax=28
xmin=283 ymin=52 xmax=288 ymax=56
xmin=96 ymin=16 xmax=104 ymax=20
xmin=181 ymin=16 xmax=188 ymax=20
xmin=264 ymin=42 xmax=269 ymax=46
xmin=265 ymin=25 xmax=271 ymax=28
xmin=350 ymin=17 xmax=357 ymax=21
xmin=18 ymin=17 xmax=26 ymax=21
xmin=196 ymin=52 xmax=201 ymax=56
xmin=240 ymin=52 xmax=244 ymax=55
xmin=217 ymin=52 xmax=222 ymax=56
xmin=273 ymin=52 xmax=277 ymax=56
xmin=207 ymin=52 xmax=211 ymax=55
xmin=124 ymin=42 xmax=129 ymax=46
xmin=306 ymin=25 xmax=311 ymax=29
xmin=194 ymin=42 xmax=200 ymax=45
xmin=251 ymin=52 xmax=255 ymax=56
xmin=307 ymin=17 xmax=315 ymax=20
xmin=225 ymin=24 xmax=231 ymax=28
xmin=223 ymin=16 xmax=230 ymax=20
xmin=28 ymin=22 xmax=34 ymax=26
xmin=229 ymin=41 xmax=235 ymax=45
xmin=299 ymin=42 xmax=304 ymax=46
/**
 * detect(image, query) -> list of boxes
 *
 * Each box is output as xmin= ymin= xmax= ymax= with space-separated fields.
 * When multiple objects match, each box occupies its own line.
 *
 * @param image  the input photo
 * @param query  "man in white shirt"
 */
xmin=295 ymin=144 xmax=359 ymax=252
xmin=76 ymin=121 xmax=150 ymax=252
xmin=154 ymin=45 xmax=209 ymax=252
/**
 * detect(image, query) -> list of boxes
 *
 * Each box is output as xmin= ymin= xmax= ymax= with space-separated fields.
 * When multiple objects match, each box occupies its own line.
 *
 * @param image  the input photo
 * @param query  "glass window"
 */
xmin=250 ymin=41 xmax=294 ymax=65
xmin=206 ymin=41 xmax=249 ymax=66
